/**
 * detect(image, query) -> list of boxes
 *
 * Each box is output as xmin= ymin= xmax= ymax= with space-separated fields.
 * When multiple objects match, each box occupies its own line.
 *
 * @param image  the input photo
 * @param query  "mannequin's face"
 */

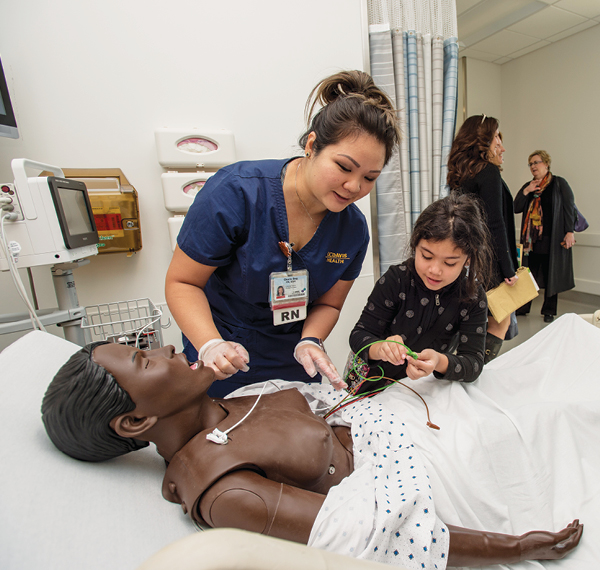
xmin=93 ymin=343 xmax=214 ymax=418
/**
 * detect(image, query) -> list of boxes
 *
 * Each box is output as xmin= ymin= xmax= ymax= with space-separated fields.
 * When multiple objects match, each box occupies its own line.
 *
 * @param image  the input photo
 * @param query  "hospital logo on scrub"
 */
xmin=326 ymin=251 xmax=348 ymax=264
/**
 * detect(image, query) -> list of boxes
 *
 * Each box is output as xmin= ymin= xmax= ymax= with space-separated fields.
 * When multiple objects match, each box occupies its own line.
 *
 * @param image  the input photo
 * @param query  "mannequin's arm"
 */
xmin=198 ymin=470 xmax=325 ymax=544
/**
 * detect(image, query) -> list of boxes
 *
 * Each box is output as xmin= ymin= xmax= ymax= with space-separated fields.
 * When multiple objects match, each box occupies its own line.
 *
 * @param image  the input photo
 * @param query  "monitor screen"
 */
xmin=47 ymin=177 xmax=99 ymax=249
xmin=0 ymin=55 xmax=18 ymax=139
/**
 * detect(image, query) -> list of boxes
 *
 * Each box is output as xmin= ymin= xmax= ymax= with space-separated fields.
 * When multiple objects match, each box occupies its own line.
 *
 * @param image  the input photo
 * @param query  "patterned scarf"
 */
xmin=521 ymin=172 xmax=551 ymax=254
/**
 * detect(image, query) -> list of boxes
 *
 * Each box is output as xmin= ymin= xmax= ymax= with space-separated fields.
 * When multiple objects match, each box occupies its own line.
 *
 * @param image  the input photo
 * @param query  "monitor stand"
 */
xmin=0 ymin=259 xmax=90 ymax=345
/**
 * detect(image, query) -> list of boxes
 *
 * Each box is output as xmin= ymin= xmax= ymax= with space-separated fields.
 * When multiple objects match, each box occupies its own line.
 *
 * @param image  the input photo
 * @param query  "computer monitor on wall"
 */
xmin=0 ymin=55 xmax=19 ymax=139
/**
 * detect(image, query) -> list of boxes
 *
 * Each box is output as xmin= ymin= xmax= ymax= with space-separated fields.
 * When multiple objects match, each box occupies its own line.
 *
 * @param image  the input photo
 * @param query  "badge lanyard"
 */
xmin=269 ymin=241 xmax=309 ymax=326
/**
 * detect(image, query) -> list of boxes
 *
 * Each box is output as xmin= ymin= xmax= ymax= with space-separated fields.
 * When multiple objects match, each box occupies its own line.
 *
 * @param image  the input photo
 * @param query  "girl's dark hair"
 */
xmin=409 ymin=193 xmax=493 ymax=298
xmin=41 ymin=341 xmax=149 ymax=462
xmin=299 ymin=70 xmax=401 ymax=166
xmin=446 ymin=114 xmax=499 ymax=189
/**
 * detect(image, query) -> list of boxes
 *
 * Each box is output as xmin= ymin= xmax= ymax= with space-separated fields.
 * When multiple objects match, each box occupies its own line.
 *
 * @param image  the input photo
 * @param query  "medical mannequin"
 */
xmin=41 ymin=342 xmax=582 ymax=568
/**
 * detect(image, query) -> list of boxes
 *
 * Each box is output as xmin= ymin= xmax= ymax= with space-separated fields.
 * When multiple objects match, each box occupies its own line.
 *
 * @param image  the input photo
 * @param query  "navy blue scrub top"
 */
xmin=177 ymin=158 xmax=370 ymax=397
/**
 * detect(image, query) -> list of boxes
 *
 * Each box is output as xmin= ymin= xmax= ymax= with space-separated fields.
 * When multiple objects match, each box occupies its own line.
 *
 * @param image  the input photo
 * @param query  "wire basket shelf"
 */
xmin=80 ymin=298 xmax=167 ymax=349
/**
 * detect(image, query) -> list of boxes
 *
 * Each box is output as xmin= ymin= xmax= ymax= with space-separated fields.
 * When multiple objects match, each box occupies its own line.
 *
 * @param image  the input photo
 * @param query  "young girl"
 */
xmin=349 ymin=193 xmax=492 ymax=386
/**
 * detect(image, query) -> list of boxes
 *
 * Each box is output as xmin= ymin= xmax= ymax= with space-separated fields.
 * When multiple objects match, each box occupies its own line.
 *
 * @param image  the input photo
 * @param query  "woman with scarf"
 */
xmin=514 ymin=150 xmax=575 ymax=322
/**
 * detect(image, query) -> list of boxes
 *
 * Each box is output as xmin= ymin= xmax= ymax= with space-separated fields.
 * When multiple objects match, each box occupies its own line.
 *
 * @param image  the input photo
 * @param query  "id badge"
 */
xmin=269 ymin=269 xmax=309 ymax=326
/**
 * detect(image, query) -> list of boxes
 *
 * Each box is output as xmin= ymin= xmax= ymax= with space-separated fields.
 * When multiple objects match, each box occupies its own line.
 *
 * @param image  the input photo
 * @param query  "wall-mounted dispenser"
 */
xmin=154 ymin=128 xmax=235 ymax=169
xmin=160 ymin=170 xmax=215 ymax=213
xmin=155 ymin=128 xmax=236 ymax=251
xmin=167 ymin=216 xmax=185 ymax=251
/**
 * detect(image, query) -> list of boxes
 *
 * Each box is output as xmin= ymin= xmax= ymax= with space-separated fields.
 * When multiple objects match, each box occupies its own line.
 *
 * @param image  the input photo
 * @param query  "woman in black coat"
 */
xmin=447 ymin=115 xmax=518 ymax=363
xmin=514 ymin=150 xmax=575 ymax=322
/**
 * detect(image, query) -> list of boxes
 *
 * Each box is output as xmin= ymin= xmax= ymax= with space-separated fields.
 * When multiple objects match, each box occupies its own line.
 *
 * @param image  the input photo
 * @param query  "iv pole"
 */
xmin=0 ymin=259 xmax=90 ymax=346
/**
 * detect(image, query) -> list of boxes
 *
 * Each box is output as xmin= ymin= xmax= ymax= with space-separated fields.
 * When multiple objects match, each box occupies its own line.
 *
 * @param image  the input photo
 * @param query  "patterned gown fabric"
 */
xmin=233 ymin=381 xmax=450 ymax=569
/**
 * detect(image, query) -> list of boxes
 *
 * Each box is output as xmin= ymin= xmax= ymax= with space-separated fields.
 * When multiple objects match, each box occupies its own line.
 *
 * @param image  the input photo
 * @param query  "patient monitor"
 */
xmin=0 ymin=159 xmax=99 ymax=345
xmin=1 ymin=159 xmax=98 ymax=271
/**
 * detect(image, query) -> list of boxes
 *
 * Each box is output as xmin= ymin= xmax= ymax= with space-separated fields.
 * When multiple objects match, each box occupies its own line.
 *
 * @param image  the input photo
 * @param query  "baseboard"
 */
xmin=573 ymin=278 xmax=600 ymax=297
xmin=563 ymin=288 xmax=600 ymax=305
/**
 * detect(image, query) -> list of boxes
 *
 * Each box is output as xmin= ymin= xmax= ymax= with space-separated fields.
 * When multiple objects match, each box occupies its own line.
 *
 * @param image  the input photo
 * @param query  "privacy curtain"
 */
xmin=368 ymin=0 xmax=459 ymax=274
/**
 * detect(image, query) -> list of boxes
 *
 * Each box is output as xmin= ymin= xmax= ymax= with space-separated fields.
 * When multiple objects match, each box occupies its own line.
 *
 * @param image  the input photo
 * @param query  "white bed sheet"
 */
xmin=235 ymin=314 xmax=600 ymax=570
xmin=1 ymin=314 xmax=599 ymax=569
xmin=374 ymin=313 xmax=600 ymax=569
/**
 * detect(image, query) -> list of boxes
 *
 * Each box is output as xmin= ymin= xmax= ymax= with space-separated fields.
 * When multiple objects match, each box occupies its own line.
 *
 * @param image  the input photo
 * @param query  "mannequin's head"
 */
xmin=42 ymin=342 xmax=215 ymax=462
xmin=41 ymin=341 xmax=149 ymax=462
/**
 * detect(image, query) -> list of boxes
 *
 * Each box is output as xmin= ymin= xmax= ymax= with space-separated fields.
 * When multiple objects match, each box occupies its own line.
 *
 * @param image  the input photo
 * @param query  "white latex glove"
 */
xmin=198 ymin=339 xmax=250 ymax=380
xmin=294 ymin=341 xmax=347 ymax=390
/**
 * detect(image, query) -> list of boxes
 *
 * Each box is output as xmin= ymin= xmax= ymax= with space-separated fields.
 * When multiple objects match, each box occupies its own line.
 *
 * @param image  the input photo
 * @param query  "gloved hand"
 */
xmin=198 ymin=339 xmax=250 ymax=380
xmin=294 ymin=339 xmax=347 ymax=390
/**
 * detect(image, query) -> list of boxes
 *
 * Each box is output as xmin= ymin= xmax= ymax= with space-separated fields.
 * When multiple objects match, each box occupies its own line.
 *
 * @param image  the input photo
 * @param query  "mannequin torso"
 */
xmin=163 ymin=388 xmax=353 ymax=534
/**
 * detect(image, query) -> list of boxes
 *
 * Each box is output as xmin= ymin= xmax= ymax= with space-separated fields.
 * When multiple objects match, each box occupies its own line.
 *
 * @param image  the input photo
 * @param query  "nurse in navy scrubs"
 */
xmin=165 ymin=70 xmax=400 ymax=397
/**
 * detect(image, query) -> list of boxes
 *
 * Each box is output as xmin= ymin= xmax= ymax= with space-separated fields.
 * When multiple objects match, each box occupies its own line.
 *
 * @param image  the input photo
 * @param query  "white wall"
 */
xmin=463 ymin=24 xmax=600 ymax=296
xmin=500 ymin=24 xmax=600 ymax=295
xmin=0 ymin=0 xmax=373 ymax=369
xmin=464 ymin=58 xmax=502 ymax=124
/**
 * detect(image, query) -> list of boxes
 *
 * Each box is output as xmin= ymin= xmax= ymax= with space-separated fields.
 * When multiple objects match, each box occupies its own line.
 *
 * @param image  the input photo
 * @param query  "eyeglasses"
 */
xmin=528 ymin=160 xmax=544 ymax=168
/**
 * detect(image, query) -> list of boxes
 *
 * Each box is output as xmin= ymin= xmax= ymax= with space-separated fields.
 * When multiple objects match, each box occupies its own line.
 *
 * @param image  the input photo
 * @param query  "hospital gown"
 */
xmin=234 ymin=381 xmax=450 ymax=569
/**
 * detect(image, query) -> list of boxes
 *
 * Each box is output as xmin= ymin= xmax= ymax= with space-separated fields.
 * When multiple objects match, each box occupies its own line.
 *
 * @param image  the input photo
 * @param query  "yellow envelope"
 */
xmin=486 ymin=266 xmax=539 ymax=323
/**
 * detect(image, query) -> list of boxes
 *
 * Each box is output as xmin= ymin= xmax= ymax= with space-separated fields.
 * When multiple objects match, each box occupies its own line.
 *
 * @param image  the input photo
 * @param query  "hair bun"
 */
xmin=300 ymin=70 xmax=400 ymax=166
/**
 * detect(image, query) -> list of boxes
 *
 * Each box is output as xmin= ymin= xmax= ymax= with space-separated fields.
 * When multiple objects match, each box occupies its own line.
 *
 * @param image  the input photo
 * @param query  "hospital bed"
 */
xmin=578 ymin=308 xmax=600 ymax=327
xmin=0 ymin=329 xmax=396 ymax=570
xmin=2 ymin=312 xmax=600 ymax=569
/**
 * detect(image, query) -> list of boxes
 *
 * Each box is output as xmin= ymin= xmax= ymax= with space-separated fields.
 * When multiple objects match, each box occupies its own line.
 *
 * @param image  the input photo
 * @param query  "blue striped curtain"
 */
xmin=369 ymin=24 xmax=458 ymax=274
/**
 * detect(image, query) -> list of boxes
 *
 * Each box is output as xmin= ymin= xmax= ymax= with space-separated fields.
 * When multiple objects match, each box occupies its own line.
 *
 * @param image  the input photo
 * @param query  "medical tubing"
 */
xmin=326 ymin=375 xmax=440 ymax=430
xmin=352 ymin=338 xmax=418 ymax=383
xmin=206 ymin=381 xmax=269 ymax=444
xmin=0 ymin=214 xmax=46 ymax=331
xmin=323 ymin=339 xmax=439 ymax=429
xmin=134 ymin=308 xmax=163 ymax=348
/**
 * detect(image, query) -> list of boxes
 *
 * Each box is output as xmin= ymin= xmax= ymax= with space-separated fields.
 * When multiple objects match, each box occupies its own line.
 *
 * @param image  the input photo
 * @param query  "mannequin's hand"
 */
xmin=199 ymin=340 xmax=250 ymax=380
xmin=294 ymin=342 xmax=346 ymax=390
xmin=406 ymin=349 xmax=440 ymax=380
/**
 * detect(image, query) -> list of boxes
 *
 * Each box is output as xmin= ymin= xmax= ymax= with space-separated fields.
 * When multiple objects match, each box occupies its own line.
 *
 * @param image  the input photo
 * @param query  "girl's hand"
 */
xmin=406 ymin=349 xmax=441 ymax=380
xmin=369 ymin=335 xmax=408 ymax=366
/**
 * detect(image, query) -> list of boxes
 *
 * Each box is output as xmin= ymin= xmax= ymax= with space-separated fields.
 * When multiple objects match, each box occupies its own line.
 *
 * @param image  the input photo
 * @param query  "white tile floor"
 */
xmin=499 ymin=290 xmax=600 ymax=356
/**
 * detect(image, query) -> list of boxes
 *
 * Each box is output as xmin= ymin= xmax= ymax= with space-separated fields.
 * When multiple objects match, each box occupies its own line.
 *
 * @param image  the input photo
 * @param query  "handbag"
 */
xmin=574 ymin=205 xmax=589 ymax=232
xmin=504 ymin=311 xmax=519 ymax=340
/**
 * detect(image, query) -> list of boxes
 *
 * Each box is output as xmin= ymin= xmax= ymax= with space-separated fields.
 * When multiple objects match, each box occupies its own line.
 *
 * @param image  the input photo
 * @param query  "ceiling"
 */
xmin=457 ymin=0 xmax=600 ymax=64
